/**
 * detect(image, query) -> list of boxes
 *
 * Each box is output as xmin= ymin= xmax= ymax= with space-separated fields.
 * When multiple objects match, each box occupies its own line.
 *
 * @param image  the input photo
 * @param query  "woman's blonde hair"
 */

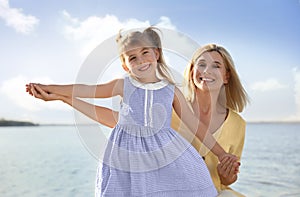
xmin=184 ymin=44 xmax=249 ymax=112
xmin=116 ymin=27 xmax=175 ymax=84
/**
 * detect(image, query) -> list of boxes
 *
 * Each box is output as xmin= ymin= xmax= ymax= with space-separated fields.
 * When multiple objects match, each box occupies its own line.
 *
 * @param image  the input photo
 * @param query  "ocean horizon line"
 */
xmin=1 ymin=118 xmax=300 ymax=127
xmin=26 ymin=120 xmax=300 ymax=126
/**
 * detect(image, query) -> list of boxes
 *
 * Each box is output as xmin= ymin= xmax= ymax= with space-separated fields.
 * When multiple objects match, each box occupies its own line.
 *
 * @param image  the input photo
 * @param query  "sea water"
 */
xmin=0 ymin=123 xmax=299 ymax=197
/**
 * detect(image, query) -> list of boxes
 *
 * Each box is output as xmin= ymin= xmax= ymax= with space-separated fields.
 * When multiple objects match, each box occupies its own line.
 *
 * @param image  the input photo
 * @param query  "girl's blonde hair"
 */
xmin=184 ymin=44 xmax=249 ymax=112
xmin=116 ymin=27 xmax=175 ymax=84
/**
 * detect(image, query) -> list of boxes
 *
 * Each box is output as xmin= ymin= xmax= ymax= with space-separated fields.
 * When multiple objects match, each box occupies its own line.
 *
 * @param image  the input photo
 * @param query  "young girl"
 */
xmin=27 ymin=27 xmax=236 ymax=196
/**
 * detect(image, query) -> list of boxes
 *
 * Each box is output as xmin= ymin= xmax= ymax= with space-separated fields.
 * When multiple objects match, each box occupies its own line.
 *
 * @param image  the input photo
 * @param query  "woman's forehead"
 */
xmin=196 ymin=51 xmax=223 ymax=63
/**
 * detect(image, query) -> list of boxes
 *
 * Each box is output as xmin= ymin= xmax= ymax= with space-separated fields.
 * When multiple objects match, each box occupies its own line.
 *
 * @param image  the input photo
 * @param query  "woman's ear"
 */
xmin=224 ymin=70 xmax=230 ymax=84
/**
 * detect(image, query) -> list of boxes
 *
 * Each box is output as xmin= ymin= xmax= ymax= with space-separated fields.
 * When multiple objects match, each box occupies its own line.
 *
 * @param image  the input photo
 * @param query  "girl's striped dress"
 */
xmin=95 ymin=76 xmax=217 ymax=197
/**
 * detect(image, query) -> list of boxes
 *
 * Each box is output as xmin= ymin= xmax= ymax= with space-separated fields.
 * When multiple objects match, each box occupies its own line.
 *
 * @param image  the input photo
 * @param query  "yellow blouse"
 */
xmin=171 ymin=109 xmax=246 ymax=196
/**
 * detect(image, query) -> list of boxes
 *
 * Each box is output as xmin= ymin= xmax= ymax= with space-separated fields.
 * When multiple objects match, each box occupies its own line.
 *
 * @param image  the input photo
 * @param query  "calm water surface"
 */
xmin=0 ymin=123 xmax=299 ymax=197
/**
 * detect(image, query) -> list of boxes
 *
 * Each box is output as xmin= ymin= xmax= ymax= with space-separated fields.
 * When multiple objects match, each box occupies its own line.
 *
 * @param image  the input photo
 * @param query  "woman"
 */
xmin=173 ymin=44 xmax=249 ymax=196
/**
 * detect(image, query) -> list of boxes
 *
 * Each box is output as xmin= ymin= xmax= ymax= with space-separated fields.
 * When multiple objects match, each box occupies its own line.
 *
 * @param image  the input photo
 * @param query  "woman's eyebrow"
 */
xmin=213 ymin=61 xmax=222 ymax=65
xmin=196 ymin=59 xmax=206 ymax=63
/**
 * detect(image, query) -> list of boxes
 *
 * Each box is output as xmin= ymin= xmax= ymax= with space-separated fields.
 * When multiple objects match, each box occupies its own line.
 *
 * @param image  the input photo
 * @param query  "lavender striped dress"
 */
xmin=95 ymin=76 xmax=217 ymax=197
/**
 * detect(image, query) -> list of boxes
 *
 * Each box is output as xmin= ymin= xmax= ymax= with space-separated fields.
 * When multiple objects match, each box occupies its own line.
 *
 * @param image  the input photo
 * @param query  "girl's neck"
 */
xmin=132 ymin=75 xmax=161 ymax=84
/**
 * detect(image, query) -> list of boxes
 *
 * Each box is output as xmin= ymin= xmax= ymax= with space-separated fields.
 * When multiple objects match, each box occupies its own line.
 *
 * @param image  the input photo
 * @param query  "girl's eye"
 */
xmin=129 ymin=57 xmax=136 ymax=62
xmin=143 ymin=50 xmax=149 ymax=55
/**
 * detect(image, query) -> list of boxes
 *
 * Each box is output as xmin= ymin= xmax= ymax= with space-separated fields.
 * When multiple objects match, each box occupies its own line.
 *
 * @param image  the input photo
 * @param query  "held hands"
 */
xmin=217 ymin=153 xmax=240 ymax=185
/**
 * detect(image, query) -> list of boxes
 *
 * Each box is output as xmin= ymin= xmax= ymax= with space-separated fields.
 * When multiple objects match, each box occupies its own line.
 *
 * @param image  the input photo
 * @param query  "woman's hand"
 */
xmin=217 ymin=156 xmax=241 ymax=185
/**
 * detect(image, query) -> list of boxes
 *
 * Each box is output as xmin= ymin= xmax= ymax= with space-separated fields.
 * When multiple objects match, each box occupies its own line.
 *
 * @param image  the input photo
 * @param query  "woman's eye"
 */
xmin=212 ymin=64 xmax=221 ymax=68
xmin=197 ymin=64 xmax=206 ymax=67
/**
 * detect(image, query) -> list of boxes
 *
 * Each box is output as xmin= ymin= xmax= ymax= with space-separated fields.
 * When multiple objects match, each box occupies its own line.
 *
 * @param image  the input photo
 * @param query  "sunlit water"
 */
xmin=0 ymin=123 xmax=299 ymax=197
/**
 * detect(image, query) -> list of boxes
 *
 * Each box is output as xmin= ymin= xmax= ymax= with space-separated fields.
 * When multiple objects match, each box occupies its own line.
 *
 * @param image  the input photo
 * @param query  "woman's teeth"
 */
xmin=200 ymin=77 xmax=214 ymax=82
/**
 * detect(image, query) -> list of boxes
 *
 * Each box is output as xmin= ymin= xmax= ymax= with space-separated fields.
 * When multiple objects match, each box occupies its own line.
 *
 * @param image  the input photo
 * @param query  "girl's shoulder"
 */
xmin=106 ymin=78 xmax=124 ymax=97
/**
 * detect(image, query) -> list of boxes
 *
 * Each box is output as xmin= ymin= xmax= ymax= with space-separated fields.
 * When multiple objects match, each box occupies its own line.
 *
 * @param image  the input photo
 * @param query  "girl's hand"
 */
xmin=26 ymin=83 xmax=48 ymax=96
xmin=26 ymin=83 xmax=35 ymax=96
xmin=31 ymin=84 xmax=62 ymax=101
xmin=217 ymin=155 xmax=240 ymax=185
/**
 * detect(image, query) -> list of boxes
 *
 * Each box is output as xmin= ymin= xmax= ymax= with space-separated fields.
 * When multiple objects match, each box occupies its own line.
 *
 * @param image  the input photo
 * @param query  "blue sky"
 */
xmin=1 ymin=0 xmax=300 ymax=124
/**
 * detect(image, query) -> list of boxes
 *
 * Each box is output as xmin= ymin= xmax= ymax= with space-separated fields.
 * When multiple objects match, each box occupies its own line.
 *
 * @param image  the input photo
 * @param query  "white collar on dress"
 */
xmin=128 ymin=75 xmax=168 ymax=90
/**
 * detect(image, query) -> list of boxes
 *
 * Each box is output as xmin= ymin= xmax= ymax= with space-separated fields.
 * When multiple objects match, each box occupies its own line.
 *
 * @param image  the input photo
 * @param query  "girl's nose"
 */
xmin=136 ymin=56 xmax=143 ymax=65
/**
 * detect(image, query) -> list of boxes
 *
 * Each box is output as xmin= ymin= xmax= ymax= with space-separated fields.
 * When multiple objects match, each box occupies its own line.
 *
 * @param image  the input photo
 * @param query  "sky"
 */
xmin=0 ymin=0 xmax=300 ymax=124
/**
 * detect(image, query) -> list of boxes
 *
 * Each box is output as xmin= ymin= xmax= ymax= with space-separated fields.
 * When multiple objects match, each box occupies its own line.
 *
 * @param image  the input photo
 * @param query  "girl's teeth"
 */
xmin=139 ymin=64 xmax=149 ymax=71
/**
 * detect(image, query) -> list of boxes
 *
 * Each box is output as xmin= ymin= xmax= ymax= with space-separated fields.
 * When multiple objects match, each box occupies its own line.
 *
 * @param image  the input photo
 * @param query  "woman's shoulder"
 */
xmin=222 ymin=109 xmax=246 ymax=134
xmin=227 ymin=109 xmax=246 ymax=125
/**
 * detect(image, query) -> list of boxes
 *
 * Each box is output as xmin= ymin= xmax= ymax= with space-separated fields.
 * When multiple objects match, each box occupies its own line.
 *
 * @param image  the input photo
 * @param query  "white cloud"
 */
xmin=0 ymin=75 xmax=70 ymax=111
xmin=290 ymin=68 xmax=300 ymax=120
xmin=250 ymin=78 xmax=287 ymax=92
xmin=61 ymin=11 xmax=176 ymax=57
xmin=156 ymin=16 xmax=176 ymax=30
xmin=0 ymin=0 xmax=39 ymax=34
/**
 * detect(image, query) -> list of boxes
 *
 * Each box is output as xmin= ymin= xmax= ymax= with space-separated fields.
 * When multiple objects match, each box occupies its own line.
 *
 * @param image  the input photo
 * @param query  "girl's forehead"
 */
xmin=123 ymin=39 xmax=153 ymax=49
xmin=123 ymin=47 xmax=150 ymax=56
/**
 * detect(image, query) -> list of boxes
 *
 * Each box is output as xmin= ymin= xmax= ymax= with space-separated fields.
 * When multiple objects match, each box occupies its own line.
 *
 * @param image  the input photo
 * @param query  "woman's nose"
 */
xmin=203 ymin=66 xmax=210 ymax=74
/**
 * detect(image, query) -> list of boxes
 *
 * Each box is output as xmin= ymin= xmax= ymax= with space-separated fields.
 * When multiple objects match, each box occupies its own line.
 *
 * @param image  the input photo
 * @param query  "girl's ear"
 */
xmin=122 ymin=64 xmax=129 ymax=72
xmin=154 ymin=48 xmax=160 ymax=60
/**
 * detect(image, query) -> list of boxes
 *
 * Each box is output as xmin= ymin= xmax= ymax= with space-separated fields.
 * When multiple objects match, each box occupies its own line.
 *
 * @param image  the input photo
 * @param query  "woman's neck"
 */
xmin=192 ymin=89 xmax=227 ymax=133
xmin=193 ymin=89 xmax=219 ymax=114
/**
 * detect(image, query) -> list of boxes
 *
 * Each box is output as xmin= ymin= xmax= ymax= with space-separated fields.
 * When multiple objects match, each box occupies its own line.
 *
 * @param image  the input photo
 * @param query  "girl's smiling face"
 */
xmin=193 ymin=51 xmax=229 ymax=91
xmin=123 ymin=47 xmax=159 ymax=82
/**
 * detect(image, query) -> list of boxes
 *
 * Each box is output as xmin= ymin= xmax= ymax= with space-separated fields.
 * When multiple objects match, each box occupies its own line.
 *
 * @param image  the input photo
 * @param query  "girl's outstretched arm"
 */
xmin=26 ymin=78 xmax=123 ymax=98
xmin=172 ymin=87 xmax=237 ymax=162
xmin=31 ymin=84 xmax=118 ymax=128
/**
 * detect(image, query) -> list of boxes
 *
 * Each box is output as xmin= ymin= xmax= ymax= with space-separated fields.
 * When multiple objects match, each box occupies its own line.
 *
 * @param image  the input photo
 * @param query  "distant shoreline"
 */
xmin=0 ymin=119 xmax=299 ymax=127
xmin=247 ymin=121 xmax=300 ymax=124
xmin=0 ymin=119 xmax=39 ymax=127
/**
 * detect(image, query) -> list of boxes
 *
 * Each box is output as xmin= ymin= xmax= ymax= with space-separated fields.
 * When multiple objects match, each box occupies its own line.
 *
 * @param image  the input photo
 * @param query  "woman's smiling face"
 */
xmin=193 ymin=51 xmax=229 ymax=91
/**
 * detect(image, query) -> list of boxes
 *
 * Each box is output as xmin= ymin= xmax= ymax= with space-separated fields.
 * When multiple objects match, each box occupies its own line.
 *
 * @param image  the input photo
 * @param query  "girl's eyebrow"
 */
xmin=127 ymin=47 xmax=149 ymax=58
xmin=141 ymin=47 xmax=149 ymax=51
xmin=127 ymin=54 xmax=135 ymax=60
